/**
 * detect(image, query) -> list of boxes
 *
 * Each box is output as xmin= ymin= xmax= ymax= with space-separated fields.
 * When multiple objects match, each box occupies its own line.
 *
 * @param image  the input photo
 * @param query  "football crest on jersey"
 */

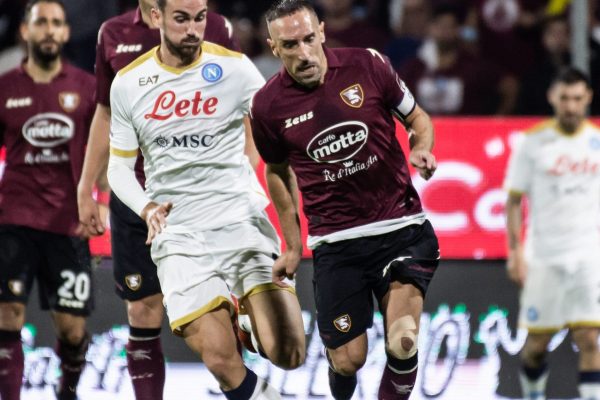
xmin=59 ymin=92 xmax=80 ymax=113
xmin=333 ymin=314 xmax=352 ymax=332
xmin=340 ymin=84 xmax=364 ymax=108
xmin=8 ymin=280 xmax=24 ymax=296
xmin=125 ymin=274 xmax=142 ymax=291
xmin=202 ymin=63 xmax=223 ymax=82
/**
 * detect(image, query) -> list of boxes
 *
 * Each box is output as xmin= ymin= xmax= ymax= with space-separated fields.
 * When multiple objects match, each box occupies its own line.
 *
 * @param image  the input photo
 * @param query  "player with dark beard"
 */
xmin=0 ymin=1 xmax=95 ymax=399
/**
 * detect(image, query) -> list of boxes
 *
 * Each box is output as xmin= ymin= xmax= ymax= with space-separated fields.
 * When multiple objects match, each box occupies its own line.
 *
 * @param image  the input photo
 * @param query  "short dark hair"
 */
xmin=552 ymin=66 xmax=591 ymax=88
xmin=156 ymin=0 xmax=166 ymax=11
xmin=265 ymin=0 xmax=317 ymax=23
xmin=23 ymin=0 xmax=67 ymax=22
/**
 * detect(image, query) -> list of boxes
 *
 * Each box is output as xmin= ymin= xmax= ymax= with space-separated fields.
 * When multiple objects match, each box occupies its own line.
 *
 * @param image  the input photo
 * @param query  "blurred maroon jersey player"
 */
xmin=0 ymin=1 xmax=95 ymax=400
xmin=251 ymin=2 xmax=440 ymax=400
xmin=76 ymin=1 xmax=240 ymax=399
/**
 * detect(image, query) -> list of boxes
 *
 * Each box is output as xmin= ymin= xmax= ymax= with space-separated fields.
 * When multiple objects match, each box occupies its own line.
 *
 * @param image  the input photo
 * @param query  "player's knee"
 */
xmin=330 ymin=351 xmax=366 ymax=376
xmin=0 ymin=303 xmax=25 ymax=330
xmin=387 ymin=316 xmax=418 ymax=359
xmin=573 ymin=329 xmax=600 ymax=353
xmin=127 ymin=297 xmax=163 ymax=327
xmin=270 ymin=341 xmax=306 ymax=370
xmin=522 ymin=335 xmax=551 ymax=364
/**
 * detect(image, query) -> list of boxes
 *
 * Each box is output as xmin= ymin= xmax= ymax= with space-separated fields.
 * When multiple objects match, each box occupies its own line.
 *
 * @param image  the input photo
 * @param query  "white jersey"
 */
xmin=109 ymin=42 xmax=268 ymax=232
xmin=504 ymin=119 xmax=600 ymax=258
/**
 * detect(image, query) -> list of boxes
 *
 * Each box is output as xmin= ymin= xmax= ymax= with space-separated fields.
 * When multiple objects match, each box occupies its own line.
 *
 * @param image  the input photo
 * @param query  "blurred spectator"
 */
xmin=468 ymin=0 xmax=547 ymax=78
xmin=230 ymin=17 xmax=260 ymax=57
xmin=62 ymin=0 xmax=118 ymax=72
xmin=400 ymin=3 xmax=519 ymax=115
xmin=252 ymin=16 xmax=280 ymax=80
xmin=385 ymin=0 xmax=431 ymax=70
xmin=316 ymin=0 xmax=390 ymax=51
xmin=0 ymin=0 xmax=27 ymax=52
xmin=517 ymin=15 xmax=570 ymax=115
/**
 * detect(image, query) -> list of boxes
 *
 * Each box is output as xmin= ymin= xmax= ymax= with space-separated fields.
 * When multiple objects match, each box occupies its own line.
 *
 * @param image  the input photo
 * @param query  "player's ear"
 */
xmin=267 ymin=38 xmax=279 ymax=57
xmin=63 ymin=23 xmax=70 ymax=43
xmin=319 ymin=21 xmax=326 ymax=43
xmin=19 ymin=22 xmax=29 ymax=43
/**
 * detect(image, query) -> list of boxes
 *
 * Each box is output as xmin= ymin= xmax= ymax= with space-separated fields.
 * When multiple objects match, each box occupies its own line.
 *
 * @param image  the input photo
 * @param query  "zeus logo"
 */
xmin=284 ymin=111 xmax=313 ymax=129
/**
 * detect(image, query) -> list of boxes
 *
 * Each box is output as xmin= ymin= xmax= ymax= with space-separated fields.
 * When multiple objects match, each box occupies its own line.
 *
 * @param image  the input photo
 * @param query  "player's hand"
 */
xmin=141 ymin=201 xmax=173 ymax=244
xmin=409 ymin=149 xmax=437 ymax=180
xmin=77 ymin=190 xmax=105 ymax=237
xmin=507 ymin=247 xmax=527 ymax=288
xmin=272 ymin=250 xmax=302 ymax=288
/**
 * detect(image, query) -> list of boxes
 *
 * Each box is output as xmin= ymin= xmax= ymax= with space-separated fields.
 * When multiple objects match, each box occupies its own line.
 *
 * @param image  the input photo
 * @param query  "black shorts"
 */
xmin=0 ymin=225 xmax=93 ymax=316
xmin=312 ymin=220 xmax=439 ymax=349
xmin=110 ymin=192 xmax=162 ymax=301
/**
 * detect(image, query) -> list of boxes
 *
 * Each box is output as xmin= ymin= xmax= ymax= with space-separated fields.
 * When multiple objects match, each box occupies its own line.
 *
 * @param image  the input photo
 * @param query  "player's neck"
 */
xmin=157 ymin=45 xmax=201 ymax=69
xmin=24 ymin=56 xmax=62 ymax=83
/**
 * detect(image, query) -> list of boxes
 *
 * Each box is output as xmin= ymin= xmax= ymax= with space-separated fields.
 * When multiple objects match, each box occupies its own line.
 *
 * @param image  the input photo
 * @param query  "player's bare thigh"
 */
xmin=242 ymin=289 xmax=305 ymax=369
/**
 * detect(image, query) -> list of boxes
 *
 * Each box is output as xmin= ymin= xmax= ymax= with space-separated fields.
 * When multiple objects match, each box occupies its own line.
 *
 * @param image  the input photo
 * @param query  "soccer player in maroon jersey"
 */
xmin=0 ymin=1 xmax=95 ymax=399
xmin=251 ymin=1 xmax=439 ymax=399
xmin=75 ymin=1 xmax=239 ymax=399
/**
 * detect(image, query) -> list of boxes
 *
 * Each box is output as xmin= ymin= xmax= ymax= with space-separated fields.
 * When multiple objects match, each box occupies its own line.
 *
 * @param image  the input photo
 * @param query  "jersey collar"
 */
xmin=280 ymin=46 xmax=341 ymax=88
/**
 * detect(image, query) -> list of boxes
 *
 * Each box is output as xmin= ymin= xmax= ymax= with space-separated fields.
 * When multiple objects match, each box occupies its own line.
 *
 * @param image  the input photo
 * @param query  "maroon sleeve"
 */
xmin=367 ymin=49 xmax=411 ymax=111
xmin=205 ymin=12 xmax=241 ymax=52
xmin=250 ymin=94 xmax=288 ymax=164
xmin=94 ymin=22 xmax=115 ymax=106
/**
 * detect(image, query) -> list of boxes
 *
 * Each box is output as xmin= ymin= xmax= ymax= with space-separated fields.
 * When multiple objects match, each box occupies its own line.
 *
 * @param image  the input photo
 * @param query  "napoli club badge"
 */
xmin=202 ymin=63 xmax=223 ymax=82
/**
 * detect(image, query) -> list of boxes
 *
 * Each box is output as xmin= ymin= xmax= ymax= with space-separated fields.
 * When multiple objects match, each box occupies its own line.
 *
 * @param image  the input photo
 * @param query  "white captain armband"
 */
xmin=392 ymin=79 xmax=416 ymax=120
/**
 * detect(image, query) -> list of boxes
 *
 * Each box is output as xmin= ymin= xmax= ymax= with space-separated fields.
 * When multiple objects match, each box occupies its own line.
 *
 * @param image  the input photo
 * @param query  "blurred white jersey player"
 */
xmin=504 ymin=67 xmax=600 ymax=400
xmin=106 ymin=0 xmax=305 ymax=399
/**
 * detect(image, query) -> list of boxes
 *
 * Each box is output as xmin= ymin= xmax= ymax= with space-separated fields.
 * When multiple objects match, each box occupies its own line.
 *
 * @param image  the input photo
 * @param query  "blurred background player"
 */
xmin=0 ymin=0 xmax=95 ymax=399
xmin=76 ymin=1 xmax=239 ymax=398
xmin=252 ymin=1 xmax=439 ymax=399
xmin=107 ymin=0 xmax=306 ymax=398
xmin=504 ymin=67 xmax=600 ymax=400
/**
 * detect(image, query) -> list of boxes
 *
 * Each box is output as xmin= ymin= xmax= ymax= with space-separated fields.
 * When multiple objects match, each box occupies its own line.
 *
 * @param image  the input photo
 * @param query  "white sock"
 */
xmin=519 ymin=370 xmax=548 ymax=400
xmin=579 ymin=383 xmax=600 ymax=400
xmin=250 ymin=376 xmax=281 ymax=400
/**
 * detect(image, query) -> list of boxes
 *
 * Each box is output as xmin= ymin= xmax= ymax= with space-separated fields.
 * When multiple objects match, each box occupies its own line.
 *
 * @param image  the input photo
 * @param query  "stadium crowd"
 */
xmin=1 ymin=0 xmax=600 ymax=115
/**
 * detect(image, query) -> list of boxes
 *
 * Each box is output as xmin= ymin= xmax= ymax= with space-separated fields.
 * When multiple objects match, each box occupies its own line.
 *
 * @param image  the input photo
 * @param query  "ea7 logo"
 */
xmin=139 ymin=75 xmax=159 ymax=86
xmin=340 ymin=84 xmax=364 ymax=108
xmin=284 ymin=111 xmax=314 ymax=129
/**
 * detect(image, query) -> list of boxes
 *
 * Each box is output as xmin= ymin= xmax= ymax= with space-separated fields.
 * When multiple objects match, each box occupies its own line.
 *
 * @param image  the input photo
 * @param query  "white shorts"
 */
xmin=151 ymin=213 xmax=288 ymax=335
xmin=520 ymin=249 xmax=600 ymax=333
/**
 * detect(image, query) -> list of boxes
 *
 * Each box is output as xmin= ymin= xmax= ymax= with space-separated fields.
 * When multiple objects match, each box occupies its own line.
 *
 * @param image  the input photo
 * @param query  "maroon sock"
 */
xmin=55 ymin=332 xmax=90 ymax=400
xmin=378 ymin=352 xmax=418 ymax=400
xmin=126 ymin=327 xmax=165 ymax=400
xmin=0 ymin=330 xmax=24 ymax=400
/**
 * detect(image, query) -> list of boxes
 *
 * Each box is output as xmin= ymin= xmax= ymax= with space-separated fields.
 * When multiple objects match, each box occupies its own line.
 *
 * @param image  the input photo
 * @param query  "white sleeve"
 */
xmin=109 ymin=76 xmax=140 ymax=153
xmin=240 ymin=55 xmax=266 ymax=114
xmin=107 ymin=155 xmax=151 ymax=216
xmin=107 ymin=77 xmax=151 ymax=216
xmin=504 ymin=134 xmax=533 ymax=194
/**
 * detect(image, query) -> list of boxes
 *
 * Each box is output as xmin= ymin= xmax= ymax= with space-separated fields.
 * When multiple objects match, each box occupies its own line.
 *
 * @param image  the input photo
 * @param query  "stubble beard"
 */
xmin=164 ymin=34 xmax=201 ymax=66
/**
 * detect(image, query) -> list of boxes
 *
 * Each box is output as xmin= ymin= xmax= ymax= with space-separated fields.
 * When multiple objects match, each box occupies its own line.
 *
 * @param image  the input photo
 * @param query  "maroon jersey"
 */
xmin=251 ymin=47 xmax=423 ymax=237
xmin=0 ymin=63 xmax=95 ymax=236
xmin=96 ymin=8 xmax=239 ymax=184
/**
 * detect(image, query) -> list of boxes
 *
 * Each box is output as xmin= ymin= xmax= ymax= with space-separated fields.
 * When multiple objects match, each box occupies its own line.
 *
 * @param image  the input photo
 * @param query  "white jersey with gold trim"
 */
xmin=109 ymin=42 xmax=268 ymax=232
xmin=504 ymin=119 xmax=600 ymax=258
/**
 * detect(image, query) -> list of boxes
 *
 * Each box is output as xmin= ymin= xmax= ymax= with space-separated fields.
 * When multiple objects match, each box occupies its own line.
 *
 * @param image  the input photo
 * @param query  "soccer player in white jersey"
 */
xmin=504 ymin=67 xmax=600 ymax=400
xmin=106 ymin=0 xmax=306 ymax=398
